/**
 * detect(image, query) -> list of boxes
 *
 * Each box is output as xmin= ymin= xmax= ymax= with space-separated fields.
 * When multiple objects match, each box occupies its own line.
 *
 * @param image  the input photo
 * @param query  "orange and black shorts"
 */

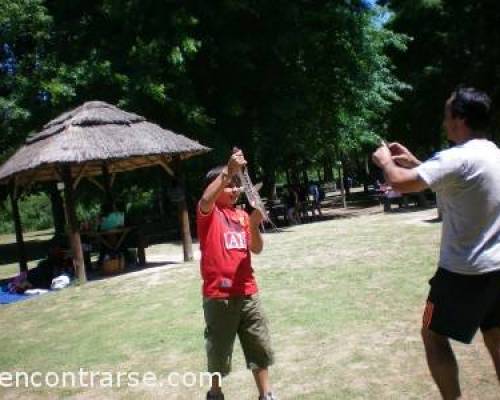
xmin=423 ymin=268 xmax=500 ymax=343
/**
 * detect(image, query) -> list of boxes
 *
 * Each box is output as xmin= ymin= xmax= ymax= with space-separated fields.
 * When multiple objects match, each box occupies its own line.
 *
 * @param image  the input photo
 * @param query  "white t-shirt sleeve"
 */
xmin=415 ymin=150 xmax=465 ymax=192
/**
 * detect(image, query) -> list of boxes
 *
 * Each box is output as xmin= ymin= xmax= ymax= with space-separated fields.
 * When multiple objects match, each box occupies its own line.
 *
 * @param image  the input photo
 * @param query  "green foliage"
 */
xmin=0 ymin=0 xmax=54 ymax=158
xmin=120 ymin=186 xmax=156 ymax=224
xmin=386 ymin=0 xmax=500 ymax=155
xmin=0 ymin=192 xmax=52 ymax=234
xmin=1 ymin=0 xmax=408 ymax=233
xmin=188 ymin=1 xmax=407 ymax=182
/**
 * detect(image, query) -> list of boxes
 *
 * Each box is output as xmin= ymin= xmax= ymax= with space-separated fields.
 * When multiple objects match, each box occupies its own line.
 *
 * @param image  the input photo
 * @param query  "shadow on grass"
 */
xmin=85 ymin=260 xmax=181 ymax=282
xmin=424 ymin=217 xmax=443 ymax=224
xmin=384 ymin=206 xmax=437 ymax=215
xmin=264 ymin=208 xmax=381 ymax=233
xmin=0 ymin=239 xmax=51 ymax=266
xmin=0 ymin=231 xmax=186 ymax=284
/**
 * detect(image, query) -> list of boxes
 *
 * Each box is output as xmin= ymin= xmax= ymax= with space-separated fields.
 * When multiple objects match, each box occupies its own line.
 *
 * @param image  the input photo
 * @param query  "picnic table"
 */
xmin=81 ymin=226 xmax=147 ymax=268
xmin=266 ymin=199 xmax=287 ymax=223
xmin=375 ymin=190 xmax=431 ymax=211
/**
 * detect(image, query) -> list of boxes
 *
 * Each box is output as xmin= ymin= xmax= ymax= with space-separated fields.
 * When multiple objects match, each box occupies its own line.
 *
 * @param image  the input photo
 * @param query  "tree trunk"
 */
xmin=323 ymin=157 xmax=334 ymax=182
xmin=262 ymin=167 xmax=277 ymax=200
xmin=338 ymin=161 xmax=347 ymax=208
xmin=291 ymin=168 xmax=300 ymax=186
xmin=363 ymin=156 xmax=370 ymax=193
xmin=302 ymin=169 xmax=309 ymax=187
xmin=285 ymin=169 xmax=291 ymax=186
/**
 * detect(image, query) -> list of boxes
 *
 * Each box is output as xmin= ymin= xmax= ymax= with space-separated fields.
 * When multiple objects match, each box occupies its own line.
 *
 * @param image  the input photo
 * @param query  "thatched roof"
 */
xmin=0 ymin=101 xmax=210 ymax=184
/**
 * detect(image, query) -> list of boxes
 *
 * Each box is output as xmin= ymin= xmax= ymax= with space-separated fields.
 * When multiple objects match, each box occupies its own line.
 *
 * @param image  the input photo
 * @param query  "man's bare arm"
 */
xmin=383 ymin=162 xmax=428 ymax=193
xmin=372 ymin=144 xmax=428 ymax=193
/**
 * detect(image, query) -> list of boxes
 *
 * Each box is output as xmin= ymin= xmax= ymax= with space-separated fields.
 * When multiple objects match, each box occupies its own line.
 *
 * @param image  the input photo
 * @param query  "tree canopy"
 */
xmin=2 ymin=0 xmax=499 ymax=234
xmin=385 ymin=0 xmax=500 ymax=156
xmin=1 ymin=0 xmax=406 ymax=184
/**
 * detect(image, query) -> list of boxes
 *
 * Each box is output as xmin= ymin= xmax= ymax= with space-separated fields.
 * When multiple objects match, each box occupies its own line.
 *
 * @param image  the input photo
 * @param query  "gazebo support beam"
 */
xmin=158 ymin=156 xmax=175 ymax=177
xmin=72 ymin=163 xmax=89 ymax=190
xmin=173 ymin=159 xmax=193 ymax=262
xmin=87 ymin=176 xmax=105 ymax=192
xmin=61 ymin=166 xmax=87 ymax=283
xmin=9 ymin=184 xmax=28 ymax=273
xmin=101 ymin=163 xmax=114 ymax=207
xmin=49 ymin=182 xmax=67 ymax=236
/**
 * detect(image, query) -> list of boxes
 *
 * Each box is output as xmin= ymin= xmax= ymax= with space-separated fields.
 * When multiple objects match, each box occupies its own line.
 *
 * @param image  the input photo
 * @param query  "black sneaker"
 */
xmin=206 ymin=390 xmax=225 ymax=400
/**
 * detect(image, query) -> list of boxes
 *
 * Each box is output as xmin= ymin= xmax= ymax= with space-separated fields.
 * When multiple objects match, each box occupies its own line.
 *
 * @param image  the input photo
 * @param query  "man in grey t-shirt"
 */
xmin=373 ymin=87 xmax=500 ymax=399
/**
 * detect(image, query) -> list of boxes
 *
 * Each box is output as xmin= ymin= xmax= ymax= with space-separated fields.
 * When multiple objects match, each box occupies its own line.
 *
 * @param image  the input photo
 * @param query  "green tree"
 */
xmin=0 ymin=0 xmax=53 ymax=160
xmin=189 ymin=1 xmax=406 ymax=190
xmin=386 ymin=0 xmax=500 ymax=156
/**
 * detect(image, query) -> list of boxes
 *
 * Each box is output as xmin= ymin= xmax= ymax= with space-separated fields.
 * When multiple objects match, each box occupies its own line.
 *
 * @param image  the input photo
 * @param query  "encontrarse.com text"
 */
xmin=0 ymin=370 xmax=221 ymax=388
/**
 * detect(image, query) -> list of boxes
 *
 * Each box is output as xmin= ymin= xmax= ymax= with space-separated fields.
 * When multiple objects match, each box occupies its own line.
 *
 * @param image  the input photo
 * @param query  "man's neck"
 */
xmin=453 ymin=128 xmax=485 ymax=145
xmin=457 ymin=136 xmax=485 ymax=146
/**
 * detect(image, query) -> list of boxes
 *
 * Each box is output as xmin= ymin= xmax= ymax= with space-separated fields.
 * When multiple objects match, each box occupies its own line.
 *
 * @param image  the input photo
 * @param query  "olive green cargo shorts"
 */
xmin=203 ymin=294 xmax=274 ymax=376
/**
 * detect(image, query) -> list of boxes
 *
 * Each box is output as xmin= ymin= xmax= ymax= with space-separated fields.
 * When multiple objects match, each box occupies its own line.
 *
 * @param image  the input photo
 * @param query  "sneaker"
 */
xmin=206 ymin=390 xmax=225 ymax=400
xmin=259 ymin=393 xmax=278 ymax=400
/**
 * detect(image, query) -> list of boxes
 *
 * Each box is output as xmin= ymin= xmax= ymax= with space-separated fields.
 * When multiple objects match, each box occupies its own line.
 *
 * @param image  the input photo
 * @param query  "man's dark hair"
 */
xmin=450 ymin=87 xmax=491 ymax=131
xmin=203 ymin=165 xmax=241 ymax=188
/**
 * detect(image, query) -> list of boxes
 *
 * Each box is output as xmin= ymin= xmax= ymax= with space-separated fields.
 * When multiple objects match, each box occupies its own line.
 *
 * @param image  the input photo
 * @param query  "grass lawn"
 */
xmin=0 ymin=208 xmax=498 ymax=399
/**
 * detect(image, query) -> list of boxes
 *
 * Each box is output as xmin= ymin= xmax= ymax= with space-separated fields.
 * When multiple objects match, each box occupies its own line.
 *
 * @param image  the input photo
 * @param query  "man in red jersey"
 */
xmin=198 ymin=149 xmax=276 ymax=400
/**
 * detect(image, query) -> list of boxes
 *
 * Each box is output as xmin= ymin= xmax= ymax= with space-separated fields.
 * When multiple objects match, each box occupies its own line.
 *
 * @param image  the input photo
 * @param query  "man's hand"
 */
xmin=372 ymin=141 xmax=428 ymax=193
xmin=388 ymin=142 xmax=421 ymax=169
xmin=227 ymin=148 xmax=247 ymax=177
xmin=372 ymin=144 xmax=393 ymax=169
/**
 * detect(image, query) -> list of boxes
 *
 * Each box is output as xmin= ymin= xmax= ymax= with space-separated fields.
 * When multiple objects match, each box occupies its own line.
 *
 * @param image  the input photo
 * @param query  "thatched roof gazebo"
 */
xmin=0 ymin=101 xmax=210 ymax=283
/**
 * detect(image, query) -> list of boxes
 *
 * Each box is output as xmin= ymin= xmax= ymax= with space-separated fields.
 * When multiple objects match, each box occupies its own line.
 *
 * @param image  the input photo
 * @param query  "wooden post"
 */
xmin=101 ymin=163 xmax=114 ymax=207
xmin=61 ymin=165 xmax=87 ymax=283
xmin=9 ymin=187 xmax=28 ymax=272
xmin=49 ymin=182 xmax=66 ymax=236
xmin=179 ymin=196 xmax=194 ymax=262
xmin=172 ymin=159 xmax=194 ymax=262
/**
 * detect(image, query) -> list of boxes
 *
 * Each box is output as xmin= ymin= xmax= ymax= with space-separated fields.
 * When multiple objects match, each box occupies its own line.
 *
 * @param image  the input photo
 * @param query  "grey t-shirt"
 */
xmin=416 ymin=139 xmax=500 ymax=275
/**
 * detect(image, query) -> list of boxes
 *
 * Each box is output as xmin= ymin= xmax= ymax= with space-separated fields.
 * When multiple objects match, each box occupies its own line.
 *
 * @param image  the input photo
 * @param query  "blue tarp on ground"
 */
xmin=0 ymin=288 xmax=30 ymax=304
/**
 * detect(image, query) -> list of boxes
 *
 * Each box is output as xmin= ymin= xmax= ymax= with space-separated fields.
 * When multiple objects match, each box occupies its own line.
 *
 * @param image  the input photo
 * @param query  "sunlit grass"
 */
xmin=0 ymin=209 xmax=498 ymax=399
